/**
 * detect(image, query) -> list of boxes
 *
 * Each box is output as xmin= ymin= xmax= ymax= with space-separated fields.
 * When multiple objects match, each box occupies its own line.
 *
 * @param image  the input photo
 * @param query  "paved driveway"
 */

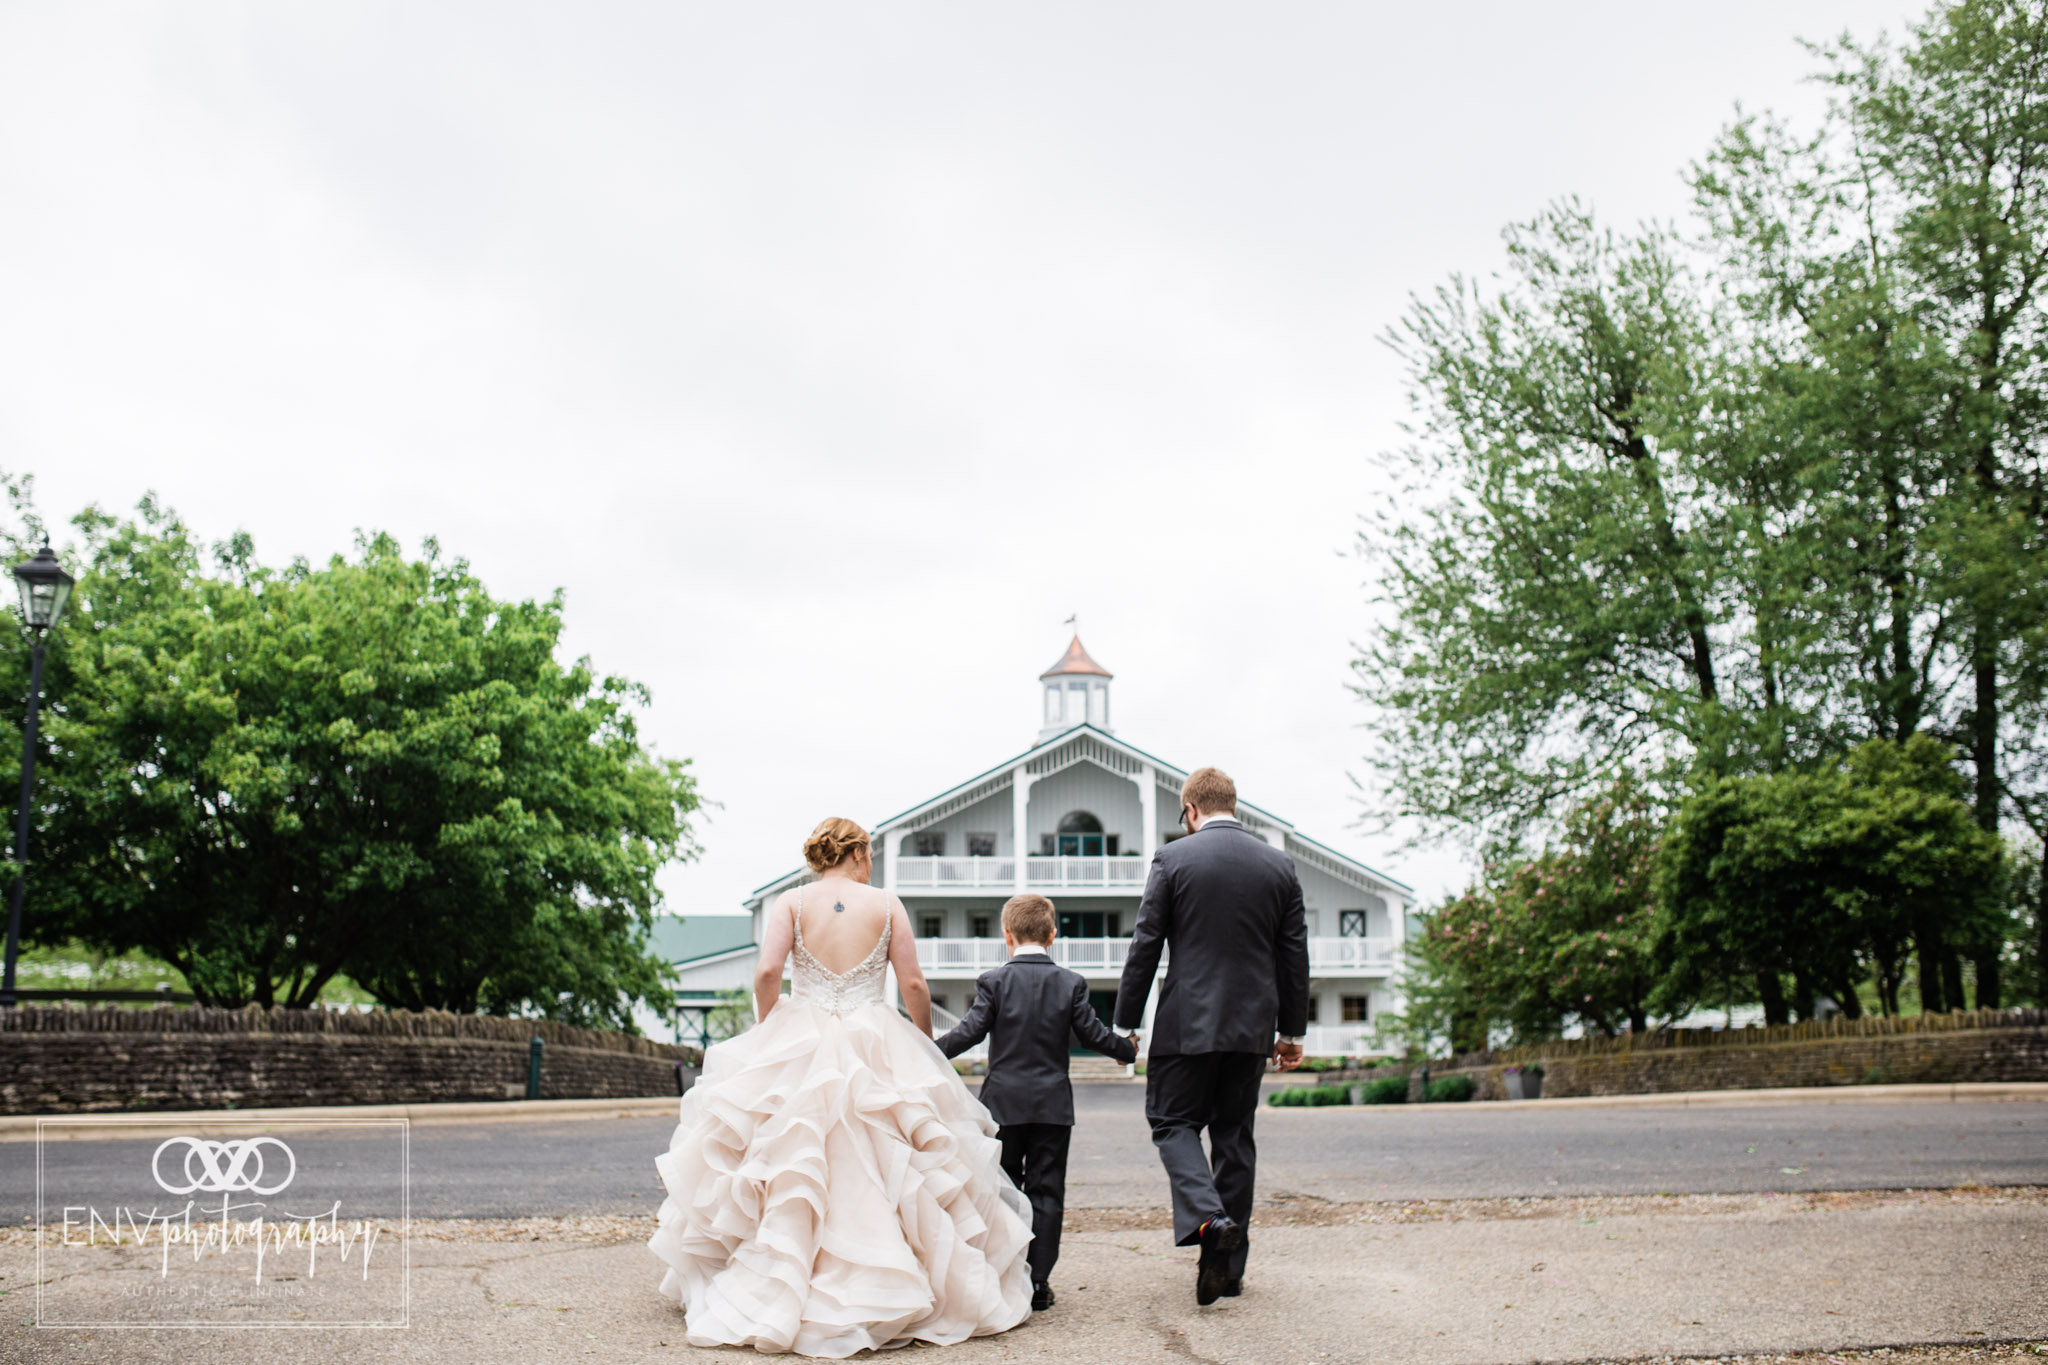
xmin=5 ymin=1086 xmax=2041 ymax=1219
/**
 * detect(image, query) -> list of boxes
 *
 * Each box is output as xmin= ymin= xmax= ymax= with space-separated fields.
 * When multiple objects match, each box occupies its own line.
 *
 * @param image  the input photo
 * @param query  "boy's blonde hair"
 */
xmin=1001 ymin=893 xmax=1057 ymax=945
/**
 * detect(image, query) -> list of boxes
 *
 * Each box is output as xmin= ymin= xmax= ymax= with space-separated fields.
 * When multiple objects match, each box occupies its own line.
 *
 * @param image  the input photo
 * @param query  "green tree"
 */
xmin=1653 ymin=736 xmax=2002 ymax=1022
xmin=5 ymin=491 xmax=700 ymax=1028
xmin=1380 ymin=780 xmax=1667 ymax=1052
xmin=1691 ymin=0 xmax=2048 ymax=1005
xmin=1356 ymin=202 xmax=1849 ymax=851
xmin=1362 ymin=1 xmax=2048 ymax=1010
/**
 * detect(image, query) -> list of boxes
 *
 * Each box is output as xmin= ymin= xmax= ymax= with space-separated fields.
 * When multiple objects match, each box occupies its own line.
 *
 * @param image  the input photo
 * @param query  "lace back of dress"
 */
xmin=791 ymin=885 xmax=892 ymax=1014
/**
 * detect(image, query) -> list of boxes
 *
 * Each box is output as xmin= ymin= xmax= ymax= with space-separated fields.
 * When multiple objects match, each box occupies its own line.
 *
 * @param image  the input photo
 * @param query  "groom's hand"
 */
xmin=1272 ymin=1039 xmax=1304 ymax=1071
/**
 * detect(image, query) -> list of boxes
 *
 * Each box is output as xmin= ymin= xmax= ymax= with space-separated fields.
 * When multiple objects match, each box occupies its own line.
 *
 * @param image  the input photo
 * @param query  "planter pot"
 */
xmin=1505 ymin=1072 xmax=1543 ymax=1100
xmin=1347 ymin=1084 xmax=1365 ymax=1105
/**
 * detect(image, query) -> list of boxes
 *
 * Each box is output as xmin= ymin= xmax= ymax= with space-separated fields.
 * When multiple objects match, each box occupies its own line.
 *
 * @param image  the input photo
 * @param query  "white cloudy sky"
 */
xmin=0 ymin=1 xmax=1903 ymax=922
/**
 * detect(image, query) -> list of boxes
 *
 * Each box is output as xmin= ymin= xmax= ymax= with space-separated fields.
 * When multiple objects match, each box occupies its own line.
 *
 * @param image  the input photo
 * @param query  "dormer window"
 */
xmin=914 ymin=832 xmax=946 ymax=857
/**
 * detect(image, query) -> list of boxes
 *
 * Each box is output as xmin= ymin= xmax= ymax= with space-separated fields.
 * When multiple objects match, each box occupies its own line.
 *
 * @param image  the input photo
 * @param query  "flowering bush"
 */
xmin=1377 ymin=778 xmax=1663 ymax=1052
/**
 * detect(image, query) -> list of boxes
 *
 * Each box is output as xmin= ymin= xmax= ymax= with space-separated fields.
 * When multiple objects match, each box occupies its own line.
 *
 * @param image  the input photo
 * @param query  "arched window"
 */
xmin=1045 ymin=810 xmax=1117 ymax=857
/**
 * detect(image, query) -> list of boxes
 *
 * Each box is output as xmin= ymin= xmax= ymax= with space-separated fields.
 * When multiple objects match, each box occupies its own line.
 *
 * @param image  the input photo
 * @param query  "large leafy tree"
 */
xmin=1362 ymin=0 xmax=2048 ymax=1008
xmin=1653 ymin=736 xmax=2003 ymax=1022
xmin=1691 ymin=0 xmax=2048 ymax=1004
xmin=3 ymin=488 xmax=699 ymax=1027
xmin=1358 ymin=202 xmax=1849 ymax=850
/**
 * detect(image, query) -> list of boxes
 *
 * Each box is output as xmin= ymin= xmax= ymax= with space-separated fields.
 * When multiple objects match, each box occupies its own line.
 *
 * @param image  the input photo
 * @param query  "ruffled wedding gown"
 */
xmin=649 ymin=892 xmax=1034 ymax=1356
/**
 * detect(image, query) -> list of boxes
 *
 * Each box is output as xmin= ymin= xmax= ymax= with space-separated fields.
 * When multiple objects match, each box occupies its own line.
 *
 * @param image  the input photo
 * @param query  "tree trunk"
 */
xmin=1834 ymin=974 xmax=1864 ymax=1020
xmin=2039 ymin=829 xmax=2048 ymax=1006
xmin=1621 ymin=433 xmax=1719 ymax=706
xmin=1973 ymin=944 xmax=2001 ymax=1011
xmin=1940 ymin=947 xmax=1966 ymax=1017
xmin=1916 ymin=925 xmax=1947 ymax=1014
xmin=1873 ymin=949 xmax=1901 ymax=1016
xmin=1791 ymin=970 xmax=1818 ymax=1021
xmin=1972 ymin=623 xmax=2000 ymax=835
xmin=1757 ymin=970 xmax=1789 ymax=1026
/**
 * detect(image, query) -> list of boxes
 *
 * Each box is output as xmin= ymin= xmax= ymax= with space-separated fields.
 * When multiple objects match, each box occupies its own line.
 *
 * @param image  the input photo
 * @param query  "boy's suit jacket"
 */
xmin=935 ymin=952 xmax=1136 ymax=1126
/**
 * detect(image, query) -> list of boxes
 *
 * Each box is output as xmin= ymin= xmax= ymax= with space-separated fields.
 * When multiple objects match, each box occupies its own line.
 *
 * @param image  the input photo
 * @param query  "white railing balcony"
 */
xmin=1308 ymin=937 xmax=1397 ymax=972
xmin=917 ymin=937 xmax=1011 ymax=973
xmin=1299 ymin=1024 xmax=1386 ymax=1057
xmin=891 ymin=856 xmax=1149 ymax=890
xmin=1025 ymin=856 xmax=1148 ymax=887
xmin=915 ymin=935 xmax=1392 ymax=976
xmin=892 ymin=856 xmax=1018 ymax=888
xmin=916 ymin=937 xmax=1143 ymax=976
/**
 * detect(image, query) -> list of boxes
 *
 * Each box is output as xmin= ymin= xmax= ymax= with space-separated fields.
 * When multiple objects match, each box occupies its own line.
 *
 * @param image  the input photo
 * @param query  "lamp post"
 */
xmin=0 ymin=542 xmax=74 ymax=1009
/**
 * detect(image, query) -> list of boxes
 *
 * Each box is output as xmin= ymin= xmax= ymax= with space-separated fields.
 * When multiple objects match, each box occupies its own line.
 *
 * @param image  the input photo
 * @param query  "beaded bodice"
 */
xmin=790 ymin=885 xmax=891 ymax=1014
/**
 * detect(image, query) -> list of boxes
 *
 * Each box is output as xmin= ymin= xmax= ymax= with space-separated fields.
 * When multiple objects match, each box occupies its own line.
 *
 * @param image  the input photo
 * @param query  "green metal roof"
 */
xmin=648 ymin=915 xmax=756 ymax=965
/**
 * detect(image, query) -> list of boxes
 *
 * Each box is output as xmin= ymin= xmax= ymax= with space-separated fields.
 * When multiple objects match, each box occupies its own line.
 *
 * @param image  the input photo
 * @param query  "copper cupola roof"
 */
xmin=1039 ymin=634 xmax=1113 ymax=680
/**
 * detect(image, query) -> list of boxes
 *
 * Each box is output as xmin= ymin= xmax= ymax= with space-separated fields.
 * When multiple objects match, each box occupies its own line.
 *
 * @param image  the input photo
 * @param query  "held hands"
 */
xmin=1272 ymin=1039 xmax=1304 ymax=1072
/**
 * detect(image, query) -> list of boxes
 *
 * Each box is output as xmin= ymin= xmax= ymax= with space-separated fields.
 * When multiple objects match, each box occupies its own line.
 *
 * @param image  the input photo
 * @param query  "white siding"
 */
xmin=909 ymin=788 xmax=1015 ymax=857
xmin=1025 ymin=762 xmax=1144 ymax=853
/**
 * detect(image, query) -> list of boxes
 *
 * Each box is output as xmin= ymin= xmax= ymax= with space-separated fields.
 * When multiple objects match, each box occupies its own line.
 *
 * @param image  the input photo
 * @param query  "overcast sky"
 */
xmin=0 ymin=1 xmax=1907 ymax=921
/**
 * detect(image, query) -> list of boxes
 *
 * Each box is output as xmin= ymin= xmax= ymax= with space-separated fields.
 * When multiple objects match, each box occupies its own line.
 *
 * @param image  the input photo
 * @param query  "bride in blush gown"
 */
xmin=649 ymin=817 xmax=1034 ymax=1357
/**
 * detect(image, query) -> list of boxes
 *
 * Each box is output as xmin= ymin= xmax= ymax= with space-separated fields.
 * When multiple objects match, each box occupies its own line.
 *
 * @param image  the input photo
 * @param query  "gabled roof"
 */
xmin=742 ymin=724 xmax=1413 ymax=908
xmin=1040 ymin=633 xmax=1113 ymax=679
xmin=648 ymin=914 xmax=758 ymax=964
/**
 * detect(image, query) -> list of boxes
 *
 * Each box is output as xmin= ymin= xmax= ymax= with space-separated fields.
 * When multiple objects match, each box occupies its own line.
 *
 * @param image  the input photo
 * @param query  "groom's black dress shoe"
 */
xmin=1032 ymin=1283 xmax=1055 ymax=1312
xmin=1194 ymin=1217 xmax=1245 ymax=1306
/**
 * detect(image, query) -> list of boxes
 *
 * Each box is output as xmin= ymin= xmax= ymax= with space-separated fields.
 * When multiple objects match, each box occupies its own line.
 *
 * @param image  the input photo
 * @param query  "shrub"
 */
xmin=1359 ymin=1075 xmax=1408 ymax=1105
xmin=1268 ymin=1082 xmax=1353 ymax=1107
xmin=1423 ymin=1074 xmax=1477 ymax=1103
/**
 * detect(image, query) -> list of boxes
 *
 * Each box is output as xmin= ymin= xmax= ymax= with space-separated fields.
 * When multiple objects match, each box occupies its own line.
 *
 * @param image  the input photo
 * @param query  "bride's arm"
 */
xmin=753 ymin=892 xmax=795 ymax=1024
xmin=885 ymin=895 xmax=934 ymax=1035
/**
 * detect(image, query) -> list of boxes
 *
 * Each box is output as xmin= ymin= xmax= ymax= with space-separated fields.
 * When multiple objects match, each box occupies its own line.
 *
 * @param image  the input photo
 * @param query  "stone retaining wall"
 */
xmin=1435 ymin=1007 xmax=2048 ymax=1100
xmin=0 ymin=1005 xmax=702 ymax=1114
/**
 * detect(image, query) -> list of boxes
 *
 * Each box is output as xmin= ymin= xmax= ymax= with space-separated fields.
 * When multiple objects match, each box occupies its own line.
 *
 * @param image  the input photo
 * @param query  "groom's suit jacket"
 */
xmin=935 ymin=953 xmax=1136 ymax=1127
xmin=1113 ymin=819 xmax=1310 ymax=1056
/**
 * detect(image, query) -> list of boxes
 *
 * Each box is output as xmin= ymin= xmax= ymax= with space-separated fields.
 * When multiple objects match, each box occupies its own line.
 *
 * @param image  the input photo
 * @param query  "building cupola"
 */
xmin=1039 ymin=633 xmax=1112 ymax=741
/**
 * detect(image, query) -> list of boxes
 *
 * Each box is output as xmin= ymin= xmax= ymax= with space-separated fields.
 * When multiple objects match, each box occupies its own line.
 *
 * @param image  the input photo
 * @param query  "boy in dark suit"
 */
xmin=935 ymin=893 xmax=1136 ymax=1312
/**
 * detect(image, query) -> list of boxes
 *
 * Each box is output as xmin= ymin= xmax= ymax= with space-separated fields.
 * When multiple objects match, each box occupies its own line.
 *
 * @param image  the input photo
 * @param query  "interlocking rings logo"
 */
xmin=151 ymin=1136 xmax=297 ymax=1196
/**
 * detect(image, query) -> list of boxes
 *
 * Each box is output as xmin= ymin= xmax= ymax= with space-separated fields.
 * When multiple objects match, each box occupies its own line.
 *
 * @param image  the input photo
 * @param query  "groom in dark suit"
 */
xmin=936 ymin=893 xmax=1136 ymax=1311
xmin=1115 ymin=766 xmax=1309 ymax=1305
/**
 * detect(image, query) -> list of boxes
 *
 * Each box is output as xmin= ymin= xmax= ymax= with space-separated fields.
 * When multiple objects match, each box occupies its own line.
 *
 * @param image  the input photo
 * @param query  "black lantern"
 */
xmin=1 ymin=540 xmax=72 ymax=1008
xmin=12 ymin=543 xmax=74 ymax=632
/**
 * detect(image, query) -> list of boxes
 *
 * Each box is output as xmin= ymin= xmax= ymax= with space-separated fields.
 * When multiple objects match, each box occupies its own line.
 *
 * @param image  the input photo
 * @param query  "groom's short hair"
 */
xmin=1181 ymin=767 xmax=1238 ymax=816
xmin=1002 ymin=894 xmax=1056 ymax=945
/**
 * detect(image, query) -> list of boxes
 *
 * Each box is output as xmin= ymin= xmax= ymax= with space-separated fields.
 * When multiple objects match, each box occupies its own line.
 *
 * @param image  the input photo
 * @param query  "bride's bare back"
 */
xmin=753 ymin=867 xmax=932 ymax=1033
xmin=790 ymin=877 xmax=896 ymax=974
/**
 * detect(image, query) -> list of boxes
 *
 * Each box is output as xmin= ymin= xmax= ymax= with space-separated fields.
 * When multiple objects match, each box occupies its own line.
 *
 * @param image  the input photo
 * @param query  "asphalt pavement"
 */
xmin=6 ymin=1084 xmax=2042 ymax=1220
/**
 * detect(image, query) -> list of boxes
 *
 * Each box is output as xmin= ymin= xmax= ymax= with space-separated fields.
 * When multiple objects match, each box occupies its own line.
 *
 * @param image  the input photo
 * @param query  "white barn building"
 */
xmin=721 ymin=636 xmax=1415 ymax=1059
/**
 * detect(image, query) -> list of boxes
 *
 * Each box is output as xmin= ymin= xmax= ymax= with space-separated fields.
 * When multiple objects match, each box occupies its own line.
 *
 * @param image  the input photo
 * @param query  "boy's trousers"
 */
xmin=997 ymin=1122 xmax=1071 ymax=1284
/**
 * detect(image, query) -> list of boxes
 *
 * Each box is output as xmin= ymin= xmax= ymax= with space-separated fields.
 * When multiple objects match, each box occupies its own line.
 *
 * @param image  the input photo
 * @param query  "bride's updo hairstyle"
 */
xmin=803 ymin=817 xmax=870 ymax=875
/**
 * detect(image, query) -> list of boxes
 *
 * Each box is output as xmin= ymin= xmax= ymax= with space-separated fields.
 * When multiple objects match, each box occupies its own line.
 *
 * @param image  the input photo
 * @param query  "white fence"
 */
xmin=1298 ymin=1025 xmax=1382 ymax=1057
xmin=917 ymin=937 xmax=1138 ymax=975
xmin=1306 ymin=937 xmax=1397 ymax=972
xmin=917 ymin=936 xmax=1395 ymax=977
xmin=892 ymin=856 xmax=1148 ymax=889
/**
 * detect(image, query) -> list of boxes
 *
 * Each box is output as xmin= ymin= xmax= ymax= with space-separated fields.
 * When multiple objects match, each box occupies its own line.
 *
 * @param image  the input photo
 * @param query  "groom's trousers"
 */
xmin=1144 ymin=1051 xmax=1265 ymax=1280
xmin=998 ymin=1122 xmax=1071 ymax=1285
